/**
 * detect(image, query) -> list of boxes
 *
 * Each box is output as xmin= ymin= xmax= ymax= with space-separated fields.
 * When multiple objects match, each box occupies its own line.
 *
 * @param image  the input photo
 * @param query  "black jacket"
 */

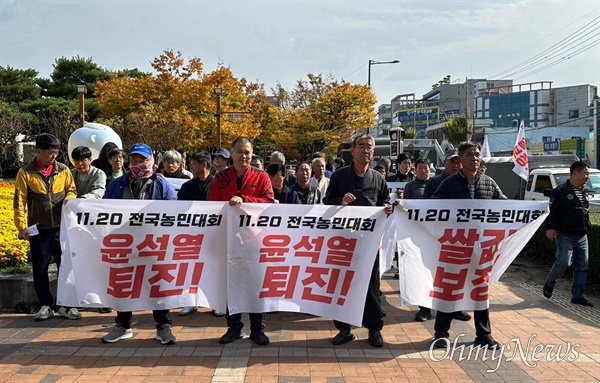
xmin=274 ymin=185 xmax=300 ymax=205
xmin=324 ymin=163 xmax=390 ymax=207
xmin=545 ymin=180 xmax=590 ymax=237
xmin=432 ymin=170 xmax=506 ymax=200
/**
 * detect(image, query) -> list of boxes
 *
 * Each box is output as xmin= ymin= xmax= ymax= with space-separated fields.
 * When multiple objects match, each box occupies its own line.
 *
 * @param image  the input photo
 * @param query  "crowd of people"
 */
xmin=13 ymin=132 xmax=594 ymax=350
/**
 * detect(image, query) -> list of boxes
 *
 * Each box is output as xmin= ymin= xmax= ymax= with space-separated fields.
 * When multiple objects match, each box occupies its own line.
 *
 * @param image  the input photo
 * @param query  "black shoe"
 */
xmin=543 ymin=283 xmax=553 ymax=299
xmin=381 ymin=309 xmax=386 ymax=317
xmin=249 ymin=329 xmax=270 ymax=345
xmin=394 ymin=272 xmax=399 ymax=279
xmin=415 ymin=307 xmax=432 ymax=322
xmin=571 ymin=297 xmax=594 ymax=307
xmin=219 ymin=326 xmax=243 ymax=344
xmin=433 ymin=337 xmax=448 ymax=349
xmin=474 ymin=334 xmax=501 ymax=350
xmin=331 ymin=329 xmax=354 ymax=345
xmin=368 ymin=330 xmax=384 ymax=347
xmin=100 ymin=307 xmax=113 ymax=313
xmin=453 ymin=311 xmax=472 ymax=321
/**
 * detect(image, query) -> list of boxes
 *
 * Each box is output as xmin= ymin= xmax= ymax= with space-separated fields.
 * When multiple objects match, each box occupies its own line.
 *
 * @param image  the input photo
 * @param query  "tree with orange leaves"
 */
xmin=95 ymin=50 xmax=268 ymax=152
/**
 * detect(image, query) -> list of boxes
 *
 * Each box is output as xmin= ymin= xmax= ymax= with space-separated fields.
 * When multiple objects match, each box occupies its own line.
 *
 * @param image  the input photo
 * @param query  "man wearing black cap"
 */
xmin=102 ymin=143 xmax=178 ymax=345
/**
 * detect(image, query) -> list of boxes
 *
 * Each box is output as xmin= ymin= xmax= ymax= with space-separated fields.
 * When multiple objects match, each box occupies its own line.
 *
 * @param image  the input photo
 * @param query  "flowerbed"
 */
xmin=0 ymin=182 xmax=29 ymax=268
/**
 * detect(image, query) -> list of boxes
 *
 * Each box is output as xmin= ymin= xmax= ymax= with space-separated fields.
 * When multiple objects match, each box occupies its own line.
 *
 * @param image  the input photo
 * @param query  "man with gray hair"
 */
xmin=270 ymin=150 xmax=297 ymax=186
xmin=160 ymin=149 xmax=192 ymax=179
xmin=310 ymin=157 xmax=329 ymax=197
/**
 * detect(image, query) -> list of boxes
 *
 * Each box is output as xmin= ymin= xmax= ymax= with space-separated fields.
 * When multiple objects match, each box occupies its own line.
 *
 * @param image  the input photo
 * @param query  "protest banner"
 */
xmin=58 ymin=199 xmax=228 ymax=312
xmin=396 ymin=199 xmax=548 ymax=312
xmin=226 ymin=203 xmax=388 ymax=326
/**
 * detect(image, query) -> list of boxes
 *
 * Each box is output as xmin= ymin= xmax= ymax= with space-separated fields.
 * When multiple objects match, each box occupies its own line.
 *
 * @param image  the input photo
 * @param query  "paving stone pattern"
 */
xmin=0 ymin=271 xmax=598 ymax=383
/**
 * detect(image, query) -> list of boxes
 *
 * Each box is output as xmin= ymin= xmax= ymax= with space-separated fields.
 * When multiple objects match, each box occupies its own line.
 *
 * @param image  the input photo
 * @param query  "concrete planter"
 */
xmin=0 ymin=273 xmax=57 ymax=310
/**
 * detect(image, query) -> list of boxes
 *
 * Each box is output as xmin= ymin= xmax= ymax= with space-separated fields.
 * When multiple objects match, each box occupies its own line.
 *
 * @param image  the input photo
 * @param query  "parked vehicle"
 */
xmin=524 ymin=167 xmax=600 ymax=208
xmin=483 ymin=155 xmax=578 ymax=199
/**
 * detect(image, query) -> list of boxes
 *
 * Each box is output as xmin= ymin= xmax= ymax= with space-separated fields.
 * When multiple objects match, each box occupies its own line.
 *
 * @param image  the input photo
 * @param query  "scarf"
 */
xmin=130 ymin=157 xmax=154 ymax=180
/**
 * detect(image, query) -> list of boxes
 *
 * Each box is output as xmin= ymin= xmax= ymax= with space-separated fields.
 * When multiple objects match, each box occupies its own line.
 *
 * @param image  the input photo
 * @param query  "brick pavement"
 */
xmin=0 ymin=270 xmax=598 ymax=383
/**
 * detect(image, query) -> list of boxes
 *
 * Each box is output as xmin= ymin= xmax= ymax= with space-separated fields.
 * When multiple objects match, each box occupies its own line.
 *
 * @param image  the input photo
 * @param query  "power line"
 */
xmin=473 ymin=8 xmax=600 ymax=77
xmin=490 ymin=16 xmax=600 ymax=80
xmin=513 ymin=38 xmax=600 ymax=80
xmin=341 ymin=63 xmax=368 ymax=82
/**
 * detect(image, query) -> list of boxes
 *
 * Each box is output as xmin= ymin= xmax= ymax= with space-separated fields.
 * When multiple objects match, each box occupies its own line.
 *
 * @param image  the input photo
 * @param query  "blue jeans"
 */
xmin=545 ymin=232 xmax=588 ymax=299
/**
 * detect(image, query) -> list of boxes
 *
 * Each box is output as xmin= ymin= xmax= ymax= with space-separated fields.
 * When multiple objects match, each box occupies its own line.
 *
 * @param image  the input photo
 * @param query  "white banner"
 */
xmin=512 ymin=119 xmax=529 ymax=181
xmin=58 ymin=199 xmax=228 ymax=312
xmin=227 ymin=203 xmax=388 ymax=326
xmin=396 ymin=199 xmax=548 ymax=312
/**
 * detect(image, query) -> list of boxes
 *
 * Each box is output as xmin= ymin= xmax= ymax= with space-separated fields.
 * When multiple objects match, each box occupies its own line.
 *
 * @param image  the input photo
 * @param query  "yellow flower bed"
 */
xmin=0 ymin=182 xmax=29 ymax=267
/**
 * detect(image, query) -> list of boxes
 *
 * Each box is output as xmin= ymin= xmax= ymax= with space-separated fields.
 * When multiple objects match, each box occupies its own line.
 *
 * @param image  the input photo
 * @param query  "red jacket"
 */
xmin=209 ymin=166 xmax=274 ymax=203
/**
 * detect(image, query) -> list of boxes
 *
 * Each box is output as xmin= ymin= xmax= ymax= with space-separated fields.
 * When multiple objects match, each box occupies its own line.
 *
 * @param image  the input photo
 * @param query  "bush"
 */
xmin=0 ymin=182 xmax=30 ymax=269
xmin=522 ymin=210 xmax=600 ymax=282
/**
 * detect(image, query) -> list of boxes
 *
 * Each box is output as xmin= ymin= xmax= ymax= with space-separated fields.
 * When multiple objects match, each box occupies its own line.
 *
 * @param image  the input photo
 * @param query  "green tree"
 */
xmin=44 ymin=56 xmax=109 ymax=99
xmin=0 ymin=66 xmax=41 ymax=104
xmin=431 ymin=74 xmax=452 ymax=90
xmin=0 ymin=102 xmax=34 ymax=176
xmin=442 ymin=114 xmax=471 ymax=146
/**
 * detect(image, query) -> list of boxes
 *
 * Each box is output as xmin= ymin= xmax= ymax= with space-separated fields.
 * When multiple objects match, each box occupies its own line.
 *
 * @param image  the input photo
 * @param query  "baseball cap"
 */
xmin=212 ymin=148 xmax=230 ymax=159
xmin=444 ymin=149 xmax=459 ymax=161
xmin=130 ymin=143 xmax=152 ymax=158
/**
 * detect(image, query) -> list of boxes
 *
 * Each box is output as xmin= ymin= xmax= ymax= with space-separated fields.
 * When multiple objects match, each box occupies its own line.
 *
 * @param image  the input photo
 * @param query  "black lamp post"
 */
xmin=214 ymin=86 xmax=222 ymax=149
xmin=367 ymin=59 xmax=400 ymax=86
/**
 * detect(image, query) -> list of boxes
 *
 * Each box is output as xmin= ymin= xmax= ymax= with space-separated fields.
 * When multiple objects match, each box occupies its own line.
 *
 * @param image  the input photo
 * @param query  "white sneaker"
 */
xmin=58 ymin=307 xmax=82 ymax=320
xmin=34 ymin=306 xmax=54 ymax=321
xmin=178 ymin=306 xmax=197 ymax=316
xmin=212 ymin=310 xmax=226 ymax=317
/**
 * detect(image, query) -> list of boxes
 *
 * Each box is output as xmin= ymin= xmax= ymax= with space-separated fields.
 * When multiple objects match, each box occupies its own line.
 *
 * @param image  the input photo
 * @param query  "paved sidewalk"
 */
xmin=0 ymin=269 xmax=598 ymax=383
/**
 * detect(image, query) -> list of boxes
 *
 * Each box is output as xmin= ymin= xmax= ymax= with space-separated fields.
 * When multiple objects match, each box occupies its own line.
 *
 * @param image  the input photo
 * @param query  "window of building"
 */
xmin=569 ymin=110 xmax=579 ymax=119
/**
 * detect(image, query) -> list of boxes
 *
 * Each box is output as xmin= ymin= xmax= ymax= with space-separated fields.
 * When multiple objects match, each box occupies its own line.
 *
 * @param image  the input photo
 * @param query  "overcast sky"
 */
xmin=1 ymin=0 xmax=599 ymax=106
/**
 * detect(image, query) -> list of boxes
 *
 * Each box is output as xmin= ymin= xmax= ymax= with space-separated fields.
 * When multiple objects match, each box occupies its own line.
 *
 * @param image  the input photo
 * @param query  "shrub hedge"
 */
xmin=521 ymin=210 xmax=600 ymax=282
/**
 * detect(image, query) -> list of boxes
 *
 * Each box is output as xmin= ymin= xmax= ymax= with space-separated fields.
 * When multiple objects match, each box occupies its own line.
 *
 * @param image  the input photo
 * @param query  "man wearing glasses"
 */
xmin=323 ymin=133 xmax=393 ymax=347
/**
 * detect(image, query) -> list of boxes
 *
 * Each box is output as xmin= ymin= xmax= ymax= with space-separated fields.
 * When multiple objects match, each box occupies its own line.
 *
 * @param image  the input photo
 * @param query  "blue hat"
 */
xmin=212 ymin=148 xmax=230 ymax=159
xmin=130 ymin=143 xmax=152 ymax=158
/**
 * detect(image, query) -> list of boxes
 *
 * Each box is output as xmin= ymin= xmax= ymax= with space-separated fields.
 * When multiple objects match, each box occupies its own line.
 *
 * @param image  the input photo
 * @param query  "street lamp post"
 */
xmin=77 ymin=84 xmax=87 ymax=127
xmin=367 ymin=59 xmax=400 ymax=86
xmin=214 ymin=86 xmax=223 ymax=149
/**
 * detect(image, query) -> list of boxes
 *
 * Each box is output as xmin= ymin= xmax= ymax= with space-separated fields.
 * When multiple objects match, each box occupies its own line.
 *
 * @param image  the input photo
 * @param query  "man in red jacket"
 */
xmin=209 ymin=137 xmax=274 ymax=345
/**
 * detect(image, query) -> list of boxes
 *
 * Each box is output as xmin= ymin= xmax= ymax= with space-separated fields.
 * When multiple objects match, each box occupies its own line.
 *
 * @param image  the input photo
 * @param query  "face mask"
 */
xmin=130 ymin=157 xmax=154 ymax=180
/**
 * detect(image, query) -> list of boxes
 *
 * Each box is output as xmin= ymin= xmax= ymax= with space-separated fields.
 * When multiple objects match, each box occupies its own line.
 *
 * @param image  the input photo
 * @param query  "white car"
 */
xmin=523 ymin=167 xmax=600 ymax=208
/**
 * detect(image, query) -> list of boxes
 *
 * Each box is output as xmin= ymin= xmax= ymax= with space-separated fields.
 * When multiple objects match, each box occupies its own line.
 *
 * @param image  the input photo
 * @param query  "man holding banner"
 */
xmin=210 ymin=137 xmax=275 ymax=346
xmin=101 ymin=143 xmax=178 ymax=345
xmin=324 ymin=134 xmax=393 ymax=347
xmin=431 ymin=141 xmax=506 ymax=349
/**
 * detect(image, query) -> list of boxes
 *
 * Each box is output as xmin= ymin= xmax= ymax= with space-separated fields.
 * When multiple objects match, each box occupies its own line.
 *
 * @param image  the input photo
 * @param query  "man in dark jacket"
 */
xmin=290 ymin=163 xmax=322 ymax=205
xmin=543 ymin=161 xmax=594 ymax=307
xmin=414 ymin=149 xmax=471 ymax=323
xmin=177 ymin=151 xmax=218 ymax=317
xmin=324 ymin=133 xmax=393 ymax=348
xmin=102 ymin=143 xmax=178 ymax=345
xmin=267 ymin=163 xmax=300 ymax=204
xmin=431 ymin=141 xmax=506 ymax=350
